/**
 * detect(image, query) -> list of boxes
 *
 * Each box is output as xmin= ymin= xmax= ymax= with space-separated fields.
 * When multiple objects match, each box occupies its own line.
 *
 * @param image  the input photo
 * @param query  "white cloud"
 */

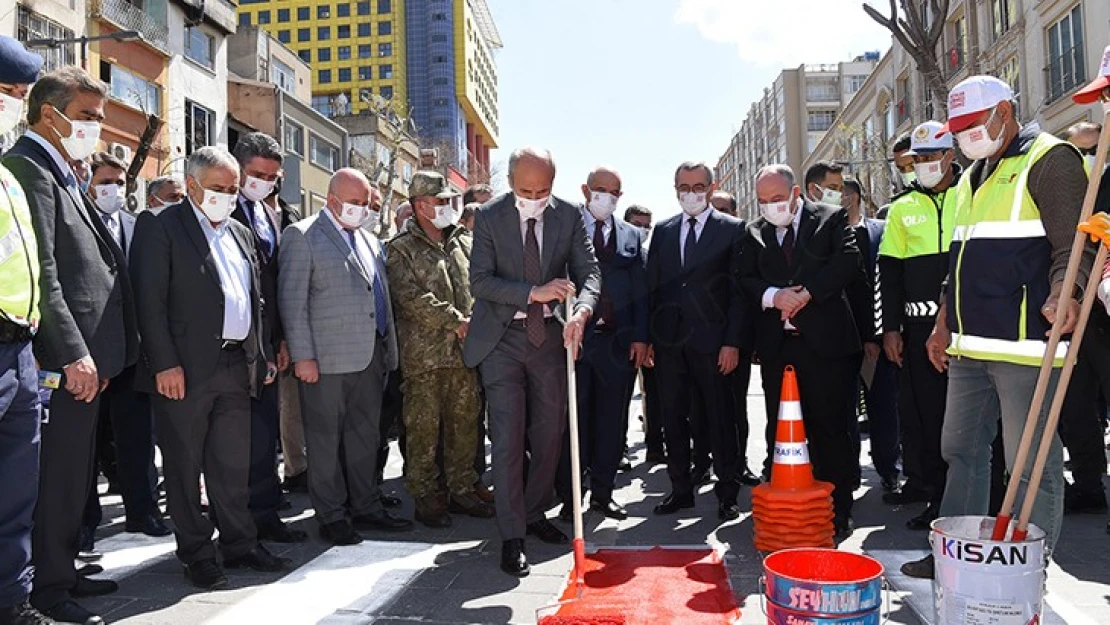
xmin=675 ymin=0 xmax=894 ymax=68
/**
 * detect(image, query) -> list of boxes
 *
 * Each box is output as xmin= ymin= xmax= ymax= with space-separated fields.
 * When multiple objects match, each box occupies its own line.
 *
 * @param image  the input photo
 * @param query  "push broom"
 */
xmin=992 ymin=105 xmax=1110 ymax=542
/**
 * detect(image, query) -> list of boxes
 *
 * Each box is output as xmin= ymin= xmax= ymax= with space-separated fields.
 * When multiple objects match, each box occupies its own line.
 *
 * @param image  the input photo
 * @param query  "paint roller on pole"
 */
xmin=992 ymin=48 xmax=1110 ymax=542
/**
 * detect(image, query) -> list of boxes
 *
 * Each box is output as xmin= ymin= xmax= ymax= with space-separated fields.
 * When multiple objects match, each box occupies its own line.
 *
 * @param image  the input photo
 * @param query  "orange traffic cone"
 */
xmin=751 ymin=366 xmax=836 ymax=552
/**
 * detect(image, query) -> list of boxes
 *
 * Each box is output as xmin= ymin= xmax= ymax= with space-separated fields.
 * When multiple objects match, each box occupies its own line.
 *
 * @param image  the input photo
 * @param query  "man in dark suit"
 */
xmin=556 ymin=167 xmax=648 ymax=521
xmin=2 ymin=66 xmax=140 ymax=624
xmin=740 ymin=164 xmax=864 ymax=536
xmin=647 ymin=161 xmax=749 ymax=522
xmin=131 ymin=147 xmax=287 ymax=591
xmin=463 ymin=147 xmax=601 ymax=577
xmin=229 ymin=132 xmax=305 ymax=544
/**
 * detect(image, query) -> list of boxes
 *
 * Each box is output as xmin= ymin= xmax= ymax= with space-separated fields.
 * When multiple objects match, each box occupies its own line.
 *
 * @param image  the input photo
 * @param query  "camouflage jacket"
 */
xmin=385 ymin=220 xmax=473 ymax=377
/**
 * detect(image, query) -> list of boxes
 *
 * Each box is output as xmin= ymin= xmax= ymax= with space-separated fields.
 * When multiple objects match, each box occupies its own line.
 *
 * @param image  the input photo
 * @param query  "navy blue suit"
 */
xmin=559 ymin=214 xmax=648 ymax=503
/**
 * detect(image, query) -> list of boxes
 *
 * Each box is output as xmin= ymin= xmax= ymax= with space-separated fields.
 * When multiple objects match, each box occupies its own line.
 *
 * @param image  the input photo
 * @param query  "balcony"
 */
xmin=89 ymin=0 xmax=169 ymax=53
xmin=946 ymin=41 xmax=966 ymax=77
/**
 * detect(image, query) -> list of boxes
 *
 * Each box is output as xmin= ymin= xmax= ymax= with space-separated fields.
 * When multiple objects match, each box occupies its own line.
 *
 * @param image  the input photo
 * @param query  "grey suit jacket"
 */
xmin=462 ymin=193 xmax=601 ymax=368
xmin=278 ymin=212 xmax=398 ymax=375
xmin=2 ymin=135 xmax=138 ymax=377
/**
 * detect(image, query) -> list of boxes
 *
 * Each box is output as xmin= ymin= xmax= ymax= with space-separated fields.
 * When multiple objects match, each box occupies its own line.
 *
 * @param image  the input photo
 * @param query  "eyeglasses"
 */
xmin=676 ymin=184 xmax=709 ymax=194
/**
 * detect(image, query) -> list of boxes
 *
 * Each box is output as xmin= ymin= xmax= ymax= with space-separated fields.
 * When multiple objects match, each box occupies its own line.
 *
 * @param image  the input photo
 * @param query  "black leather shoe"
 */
xmin=834 ymin=515 xmax=854 ymax=540
xmin=590 ymin=498 xmax=628 ymax=520
xmin=257 ymin=521 xmax=308 ymax=543
xmin=125 ymin=514 xmax=172 ymax=537
xmin=880 ymin=474 xmax=900 ymax=493
xmin=282 ymin=472 xmax=308 ymax=493
xmin=717 ymin=502 xmax=741 ymax=521
xmin=223 ymin=545 xmax=291 ymax=572
xmin=0 ymin=601 xmax=53 ymax=625
xmin=183 ymin=558 xmax=228 ymax=590
xmin=69 ymin=576 xmax=118 ymax=598
xmin=1064 ymin=484 xmax=1108 ymax=514
xmin=618 ymin=453 xmax=633 ymax=472
xmin=76 ymin=563 xmax=103 ymax=577
xmin=653 ymin=493 xmax=695 ymax=515
xmin=38 ymin=600 xmax=103 ymax=625
xmin=278 ymin=496 xmax=293 ymax=511
xmin=526 ymin=519 xmax=568 ymax=544
xmin=691 ymin=466 xmax=713 ymax=486
xmin=900 ymin=554 xmax=935 ymax=579
xmin=380 ymin=493 xmax=403 ymax=509
xmin=352 ymin=511 xmax=414 ymax=532
xmin=500 ymin=539 xmax=529 ymax=577
xmin=882 ymin=483 xmax=930 ymax=505
xmin=907 ymin=503 xmax=940 ymax=531
xmin=76 ymin=528 xmax=100 ymax=563
xmin=738 ymin=468 xmax=762 ymax=487
xmin=319 ymin=520 xmax=363 ymax=546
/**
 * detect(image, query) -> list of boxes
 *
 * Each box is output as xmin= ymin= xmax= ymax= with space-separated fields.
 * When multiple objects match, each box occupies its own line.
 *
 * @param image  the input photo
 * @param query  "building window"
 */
xmin=338 ymin=25 xmax=350 ymax=38
xmin=101 ymin=62 xmax=161 ymax=113
xmin=359 ymin=66 xmax=372 ymax=80
xmin=318 ymin=26 xmax=331 ymax=40
xmin=258 ymin=10 xmax=270 ymax=24
xmin=378 ymin=0 xmax=391 ymax=14
xmin=1045 ymin=5 xmax=1085 ymax=103
xmin=297 ymin=6 xmax=309 ymax=20
xmin=378 ymin=21 xmax=391 ymax=35
xmin=284 ymin=120 xmax=304 ymax=156
xmin=317 ymin=5 xmax=330 ymax=18
xmin=17 ymin=7 xmax=75 ymax=73
xmin=337 ymin=3 xmax=350 ymax=17
xmin=278 ymin=8 xmax=289 ymax=22
xmin=272 ymin=58 xmax=296 ymax=95
xmin=337 ymin=45 xmax=351 ymax=60
xmin=433 ymin=97 xmax=449 ymax=106
xmin=338 ymin=68 xmax=351 ymax=82
xmin=298 ymin=50 xmax=311 ymax=62
xmin=379 ymin=43 xmax=392 ymax=57
xmin=318 ymin=48 xmax=331 ymax=61
xmin=310 ymin=135 xmax=340 ymax=171
xmin=319 ymin=69 xmax=332 ymax=83
xmin=238 ymin=13 xmax=251 ymax=26
xmin=947 ymin=16 xmax=967 ymax=76
xmin=297 ymin=28 xmax=310 ymax=42
xmin=433 ymin=12 xmax=446 ymax=21
xmin=184 ymin=100 xmax=214 ymax=155
xmin=277 ymin=30 xmax=291 ymax=44
xmin=805 ymin=77 xmax=839 ymax=102
xmin=807 ymin=110 xmax=836 ymax=132
xmin=184 ymin=27 xmax=215 ymax=70
xmin=358 ymin=23 xmax=371 ymax=37
xmin=844 ymin=75 xmax=867 ymax=95
xmin=992 ymin=0 xmax=1015 ymax=39
xmin=998 ymin=55 xmax=1021 ymax=118
xmin=357 ymin=1 xmax=371 ymax=15
xmin=358 ymin=44 xmax=372 ymax=58
xmin=379 ymin=64 xmax=392 ymax=79
xmin=311 ymin=95 xmax=334 ymax=117
xmin=380 ymin=86 xmax=393 ymax=99
xmin=896 ymin=75 xmax=911 ymax=124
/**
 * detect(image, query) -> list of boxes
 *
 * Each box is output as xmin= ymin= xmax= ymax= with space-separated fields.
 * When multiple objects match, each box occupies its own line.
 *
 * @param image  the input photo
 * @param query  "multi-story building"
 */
xmin=227 ymin=25 xmax=349 ymax=217
xmin=236 ymin=0 xmax=409 ymax=120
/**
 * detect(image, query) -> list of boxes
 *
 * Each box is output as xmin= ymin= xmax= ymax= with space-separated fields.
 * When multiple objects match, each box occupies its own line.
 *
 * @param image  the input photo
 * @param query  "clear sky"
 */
xmin=485 ymin=0 xmax=893 ymax=220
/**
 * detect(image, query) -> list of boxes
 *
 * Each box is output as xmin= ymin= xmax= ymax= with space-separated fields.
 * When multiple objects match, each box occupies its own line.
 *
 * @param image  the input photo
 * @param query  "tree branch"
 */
xmin=862 ymin=2 xmax=896 ymax=30
xmin=928 ymin=0 xmax=950 ymax=45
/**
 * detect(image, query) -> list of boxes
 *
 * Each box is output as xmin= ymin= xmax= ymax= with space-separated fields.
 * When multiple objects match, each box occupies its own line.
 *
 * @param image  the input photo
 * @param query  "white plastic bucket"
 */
xmin=930 ymin=515 xmax=1046 ymax=625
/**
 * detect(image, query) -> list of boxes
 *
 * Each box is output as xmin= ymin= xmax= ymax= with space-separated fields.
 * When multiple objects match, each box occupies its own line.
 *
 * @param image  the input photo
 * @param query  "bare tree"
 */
xmin=863 ymin=0 xmax=951 ymax=120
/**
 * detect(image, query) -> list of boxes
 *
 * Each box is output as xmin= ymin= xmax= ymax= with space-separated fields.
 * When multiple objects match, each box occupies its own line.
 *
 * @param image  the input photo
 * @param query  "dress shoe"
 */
xmin=282 ymin=471 xmax=308 ymax=493
xmin=278 ymin=496 xmax=293 ymax=511
xmin=833 ymin=515 xmax=854 ymax=540
xmin=717 ymin=502 xmax=741 ymax=521
xmin=618 ymin=452 xmax=633 ymax=472
xmin=319 ymin=520 xmax=363 ymax=546
xmin=223 ymin=545 xmax=291 ymax=572
xmin=75 ymin=529 xmax=100 ymax=563
xmin=76 ymin=563 xmax=103 ymax=577
xmin=880 ymin=474 xmax=900 ymax=493
xmin=183 ymin=558 xmax=228 ymax=590
xmin=69 ymin=577 xmax=117 ymax=598
xmin=900 ymin=554 xmax=935 ymax=579
xmin=38 ymin=600 xmax=103 ymax=625
xmin=737 ymin=468 xmax=762 ymax=487
xmin=500 ymin=539 xmax=530 ymax=577
xmin=353 ymin=510 xmax=414 ymax=532
xmin=526 ymin=519 xmax=568 ymax=544
xmin=653 ymin=493 xmax=695 ymax=515
xmin=590 ymin=498 xmax=628 ymax=521
xmin=881 ymin=483 xmax=930 ymax=505
xmin=1064 ymin=484 xmax=1108 ymax=514
xmin=449 ymin=492 xmax=495 ymax=518
xmin=257 ymin=521 xmax=308 ymax=543
xmin=413 ymin=495 xmax=452 ymax=528
xmin=691 ymin=466 xmax=713 ymax=486
xmin=125 ymin=514 xmax=171 ymax=537
xmin=906 ymin=503 xmax=940 ymax=531
xmin=380 ymin=493 xmax=403 ymax=509
xmin=644 ymin=450 xmax=667 ymax=466
xmin=0 ymin=601 xmax=53 ymax=625
xmin=473 ymin=481 xmax=494 ymax=504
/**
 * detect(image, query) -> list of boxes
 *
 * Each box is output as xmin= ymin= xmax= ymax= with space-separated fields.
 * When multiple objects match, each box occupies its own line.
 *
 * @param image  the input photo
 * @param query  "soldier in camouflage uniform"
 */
xmin=386 ymin=171 xmax=494 ymax=527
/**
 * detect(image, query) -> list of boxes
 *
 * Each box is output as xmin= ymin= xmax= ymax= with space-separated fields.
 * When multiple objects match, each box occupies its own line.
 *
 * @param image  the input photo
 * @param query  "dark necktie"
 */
xmin=781 ymin=226 xmax=795 ymax=266
xmin=346 ymin=229 xmax=388 ymax=336
xmin=252 ymin=202 xmax=275 ymax=261
xmin=102 ymin=213 xmax=125 ymax=255
xmin=523 ymin=218 xmax=545 ymax=347
xmin=683 ymin=217 xmax=697 ymax=266
xmin=593 ymin=221 xmax=615 ymax=326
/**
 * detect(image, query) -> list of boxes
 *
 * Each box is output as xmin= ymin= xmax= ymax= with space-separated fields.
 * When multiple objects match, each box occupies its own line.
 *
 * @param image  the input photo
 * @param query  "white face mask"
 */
xmin=0 ymin=92 xmax=23 ymax=137
xmin=198 ymin=188 xmax=237 ymax=223
xmin=515 ymin=194 xmax=549 ymax=220
xmin=913 ymin=158 xmax=948 ymax=189
xmin=93 ymin=184 xmax=124 ymax=214
xmin=241 ymin=175 xmax=276 ymax=202
xmin=587 ymin=191 xmax=618 ymax=222
xmin=956 ymin=108 xmax=1005 ymax=161
xmin=338 ymin=202 xmax=368 ymax=229
xmin=900 ymin=171 xmax=917 ymax=187
xmin=678 ymin=191 xmax=707 ymax=216
xmin=430 ymin=201 xmax=459 ymax=230
xmin=816 ymin=185 xmax=842 ymax=207
xmin=760 ymin=197 xmax=796 ymax=227
xmin=52 ymin=108 xmax=101 ymax=161
xmin=361 ymin=208 xmax=381 ymax=230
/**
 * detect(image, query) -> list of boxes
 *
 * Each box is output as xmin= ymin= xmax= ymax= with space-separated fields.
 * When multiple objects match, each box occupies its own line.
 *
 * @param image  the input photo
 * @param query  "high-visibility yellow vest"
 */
xmin=0 ymin=165 xmax=39 ymax=329
xmin=879 ymin=184 xmax=959 ymax=322
xmin=946 ymin=132 xmax=1081 ymax=367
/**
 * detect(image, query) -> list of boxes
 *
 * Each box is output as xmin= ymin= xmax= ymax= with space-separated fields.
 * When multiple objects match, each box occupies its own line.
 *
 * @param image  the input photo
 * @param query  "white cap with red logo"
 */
xmin=936 ymin=75 xmax=1014 ymax=137
xmin=1073 ymin=45 xmax=1110 ymax=105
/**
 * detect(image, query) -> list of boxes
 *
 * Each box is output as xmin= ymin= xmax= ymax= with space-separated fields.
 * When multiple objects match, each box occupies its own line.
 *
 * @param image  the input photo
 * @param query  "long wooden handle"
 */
xmin=564 ymin=295 xmax=587 ymax=585
xmin=992 ymin=114 xmax=1110 ymax=541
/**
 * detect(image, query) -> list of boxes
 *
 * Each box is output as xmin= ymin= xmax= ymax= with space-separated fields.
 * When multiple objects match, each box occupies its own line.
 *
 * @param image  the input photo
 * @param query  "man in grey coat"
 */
xmin=279 ymin=168 xmax=412 ymax=547
xmin=463 ymin=147 xmax=601 ymax=577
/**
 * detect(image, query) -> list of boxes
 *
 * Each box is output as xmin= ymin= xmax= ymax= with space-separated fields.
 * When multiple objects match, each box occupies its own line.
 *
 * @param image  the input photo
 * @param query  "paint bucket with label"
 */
xmin=931 ymin=515 xmax=1045 ymax=625
xmin=762 ymin=548 xmax=884 ymax=625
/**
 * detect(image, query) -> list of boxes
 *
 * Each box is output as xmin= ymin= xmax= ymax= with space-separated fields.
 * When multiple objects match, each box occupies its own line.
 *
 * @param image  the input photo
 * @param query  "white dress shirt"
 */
xmin=515 ymin=204 xmax=551 ymax=320
xmin=26 ymin=131 xmax=77 ymax=188
xmin=679 ymin=207 xmax=713 ymax=265
xmin=583 ymin=210 xmax=612 ymax=245
xmin=98 ymin=210 xmax=123 ymax=249
xmin=323 ymin=208 xmax=378 ymax=278
xmin=191 ymin=202 xmax=251 ymax=340
xmin=761 ymin=203 xmax=804 ymax=330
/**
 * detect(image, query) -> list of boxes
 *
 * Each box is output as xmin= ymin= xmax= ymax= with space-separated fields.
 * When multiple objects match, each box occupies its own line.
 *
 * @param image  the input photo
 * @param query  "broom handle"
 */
xmin=565 ymin=295 xmax=587 ymax=584
xmin=1013 ymin=244 xmax=1108 ymax=539
xmin=992 ymin=115 xmax=1110 ymax=541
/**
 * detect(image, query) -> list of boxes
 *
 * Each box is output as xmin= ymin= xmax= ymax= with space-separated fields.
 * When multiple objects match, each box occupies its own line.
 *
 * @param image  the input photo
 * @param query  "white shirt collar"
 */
xmin=683 ymin=206 xmax=714 ymax=226
xmin=323 ymin=206 xmax=353 ymax=234
xmin=26 ymin=130 xmax=74 ymax=183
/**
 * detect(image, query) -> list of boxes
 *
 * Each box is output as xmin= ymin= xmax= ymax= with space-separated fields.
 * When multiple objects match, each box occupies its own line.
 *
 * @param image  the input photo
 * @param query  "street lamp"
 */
xmin=24 ymin=30 xmax=143 ymax=71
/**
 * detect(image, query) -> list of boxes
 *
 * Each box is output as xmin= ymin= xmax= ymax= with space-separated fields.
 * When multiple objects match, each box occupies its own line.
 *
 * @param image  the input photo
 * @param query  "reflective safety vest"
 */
xmin=0 ymin=165 xmax=39 ymax=328
xmin=946 ymin=132 xmax=1078 ymax=367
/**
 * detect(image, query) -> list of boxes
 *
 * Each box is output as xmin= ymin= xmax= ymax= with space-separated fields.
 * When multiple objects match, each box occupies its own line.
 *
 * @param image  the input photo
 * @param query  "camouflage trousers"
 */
xmin=401 ymin=367 xmax=480 ymax=499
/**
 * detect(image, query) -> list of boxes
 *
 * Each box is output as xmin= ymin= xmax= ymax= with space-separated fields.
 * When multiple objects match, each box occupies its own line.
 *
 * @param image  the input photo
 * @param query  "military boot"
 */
xmin=450 ymin=491 xmax=495 ymax=518
xmin=414 ymin=494 xmax=452 ymax=528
